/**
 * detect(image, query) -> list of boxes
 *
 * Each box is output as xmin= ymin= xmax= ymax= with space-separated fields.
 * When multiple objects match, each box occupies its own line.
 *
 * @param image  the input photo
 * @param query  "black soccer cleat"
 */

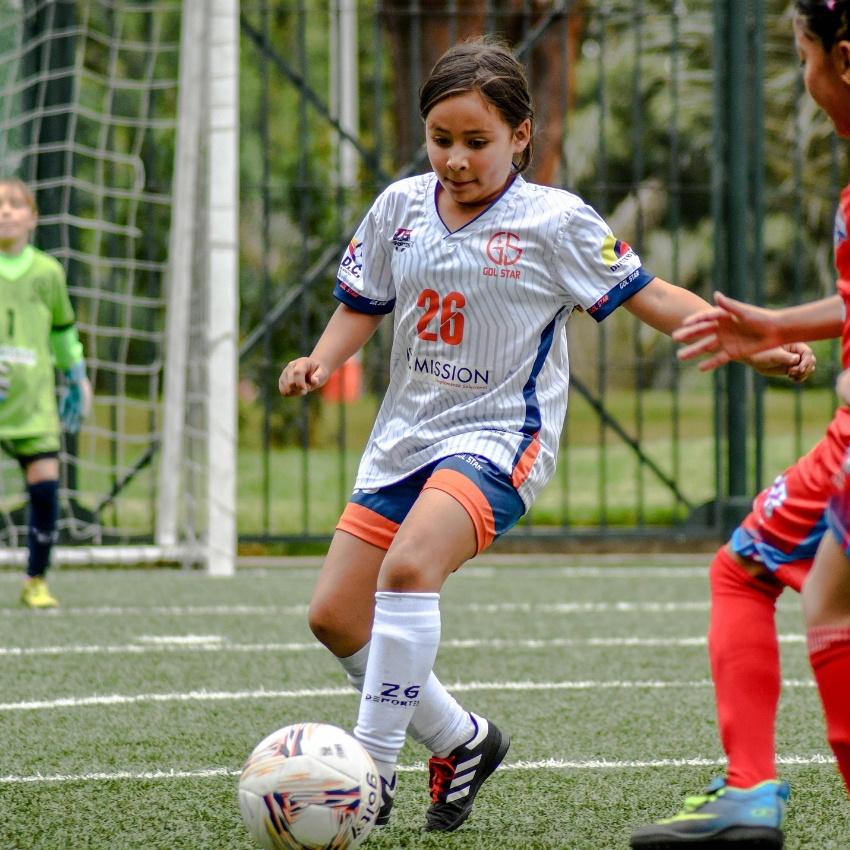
xmin=423 ymin=713 xmax=510 ymax=832
xmin=375 ymin=770 xmax=397 ymax=826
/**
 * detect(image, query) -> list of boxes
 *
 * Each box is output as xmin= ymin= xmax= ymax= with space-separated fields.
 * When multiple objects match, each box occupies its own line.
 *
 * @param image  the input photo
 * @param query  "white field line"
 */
xmin=0 ymin=634 xmax=808 ymax=658
xmin=135 ymin=635 xmax=223 ymax=645
xmin=0 ymin=566 xmax=707 ymax=581
xmin=0 ymin=678 xmax=820 ymax=712
xmin=0 ymin=601 xmax=720 ymax=617
xmin=0 ymin=754 xmax=836 ymax=786
xmin=0 ymin=605 xmax=308 ymax=617
xmin=453 ymin=602 xmax=713 ymax=613
xmin=550 ymin=567 xmax=707 ymax=578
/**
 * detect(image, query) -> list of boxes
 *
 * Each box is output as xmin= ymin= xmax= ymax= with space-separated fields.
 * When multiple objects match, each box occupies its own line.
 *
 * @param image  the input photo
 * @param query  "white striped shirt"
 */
xmin=334 ymin=173 xmax=653 ymax=508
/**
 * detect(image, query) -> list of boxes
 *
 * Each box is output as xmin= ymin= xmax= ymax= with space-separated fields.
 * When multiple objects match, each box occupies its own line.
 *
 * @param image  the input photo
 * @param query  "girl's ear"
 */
xmin=513 ymin=118 xmax=531 ymax=152
xmin=838 ymin=39 xmax=850 ymax=86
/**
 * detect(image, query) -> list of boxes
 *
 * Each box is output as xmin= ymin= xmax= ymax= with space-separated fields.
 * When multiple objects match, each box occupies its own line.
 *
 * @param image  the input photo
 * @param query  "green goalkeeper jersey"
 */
xmin=0 ymin=246 xmax=76 ymax=438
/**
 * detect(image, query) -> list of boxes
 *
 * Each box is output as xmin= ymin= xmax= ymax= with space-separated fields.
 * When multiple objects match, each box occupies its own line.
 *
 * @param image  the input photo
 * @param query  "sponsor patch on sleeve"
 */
xmin=333 ymin=280 xmax=395 ymax=315
xmin=339 ymin=237 xmax=363 ymax=280
xmin=601 ymin=233 xmax=636 ymax=272
xmin=587 ymin=268 xmax=655 ymax=322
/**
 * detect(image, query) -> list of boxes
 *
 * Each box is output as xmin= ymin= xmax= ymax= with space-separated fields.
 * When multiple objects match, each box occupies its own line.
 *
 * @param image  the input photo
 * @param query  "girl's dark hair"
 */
xmin=419 ymin=39 xmax=534 ymax=173
xmin=796 ymin=0 xmax=850 ymax=52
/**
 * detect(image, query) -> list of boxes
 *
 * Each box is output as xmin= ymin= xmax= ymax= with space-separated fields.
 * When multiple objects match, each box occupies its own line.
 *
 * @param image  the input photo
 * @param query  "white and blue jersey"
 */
xmin=334 ymin=172 xmax=654 ymax=509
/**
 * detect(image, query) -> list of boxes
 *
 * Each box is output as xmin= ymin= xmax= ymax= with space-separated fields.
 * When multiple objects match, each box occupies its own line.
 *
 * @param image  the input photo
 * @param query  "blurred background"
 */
xmin=0 ymin=0 xmax=845 ymax=564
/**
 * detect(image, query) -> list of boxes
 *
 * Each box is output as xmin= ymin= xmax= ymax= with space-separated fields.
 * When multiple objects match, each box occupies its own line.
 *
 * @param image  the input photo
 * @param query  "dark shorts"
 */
xmin=0 ymin=435 xmax=60 ymax=470
xmin=730 ymin=407 xmax=850 ymax=593
xmin=336 ymin=453 xmax=525 ymax=555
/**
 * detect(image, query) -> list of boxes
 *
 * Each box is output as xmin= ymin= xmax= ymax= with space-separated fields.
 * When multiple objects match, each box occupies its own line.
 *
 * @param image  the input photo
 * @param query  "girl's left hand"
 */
xmin=60 ymin=374 xmax=93 ymax=433
xmin=836 ymin=369 xmax=850 ymax=406
xmin=746 ymin=342 xmax=816 ymax=383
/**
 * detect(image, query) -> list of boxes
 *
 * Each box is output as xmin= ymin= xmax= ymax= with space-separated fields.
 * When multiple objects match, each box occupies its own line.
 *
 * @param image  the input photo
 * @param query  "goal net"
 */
xmin=0 ymin=0 xmax=238 ymax=573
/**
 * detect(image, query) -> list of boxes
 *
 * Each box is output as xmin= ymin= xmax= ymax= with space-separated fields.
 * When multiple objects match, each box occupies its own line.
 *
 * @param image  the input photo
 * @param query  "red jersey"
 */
xmin=834 ymin=184 xmax=850 ymax=369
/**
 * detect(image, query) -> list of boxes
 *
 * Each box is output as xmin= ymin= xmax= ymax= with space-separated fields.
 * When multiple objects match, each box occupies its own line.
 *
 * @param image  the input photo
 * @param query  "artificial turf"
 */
xmin=0 ymin=562 xmax=847 ymax=849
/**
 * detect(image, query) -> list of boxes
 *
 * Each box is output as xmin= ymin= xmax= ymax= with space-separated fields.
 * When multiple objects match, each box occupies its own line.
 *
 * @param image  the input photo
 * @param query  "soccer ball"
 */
xmin=238 ymin=722 xmax=380 ymax=850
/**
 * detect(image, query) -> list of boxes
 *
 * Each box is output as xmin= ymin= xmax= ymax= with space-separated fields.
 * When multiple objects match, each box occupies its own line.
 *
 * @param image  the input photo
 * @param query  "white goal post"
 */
xmin=156 ymin=0 xmax=239 ymax=576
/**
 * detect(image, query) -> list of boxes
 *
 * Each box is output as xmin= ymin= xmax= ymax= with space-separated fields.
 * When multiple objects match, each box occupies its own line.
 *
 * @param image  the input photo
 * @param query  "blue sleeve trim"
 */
xmin=333 ymin=280 xmax=395 ymax=315
xmin=587 ymin=268 xmax=656 ymax=323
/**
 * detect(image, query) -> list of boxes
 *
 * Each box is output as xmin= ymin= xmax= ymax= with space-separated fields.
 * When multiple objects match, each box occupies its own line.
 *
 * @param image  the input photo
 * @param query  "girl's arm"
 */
xmin=623 ymin=278 xmax=816 ymax=381
xmin=279 ymin=305 xmax=384 ymax=397
xmin=622 ymin=276 xmax=712 ymax=335
xmin=672 ymin=291 xmax=844 ymax=370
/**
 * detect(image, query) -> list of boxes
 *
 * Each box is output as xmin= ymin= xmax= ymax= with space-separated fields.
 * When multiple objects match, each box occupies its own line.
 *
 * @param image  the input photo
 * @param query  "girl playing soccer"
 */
xmin=0 ymin=178 xmax=91 ymax=608
xmin=279 ymin=40 xmax=811 ymax=832
xmin=632 ymin=3 xmax=850 ymax=845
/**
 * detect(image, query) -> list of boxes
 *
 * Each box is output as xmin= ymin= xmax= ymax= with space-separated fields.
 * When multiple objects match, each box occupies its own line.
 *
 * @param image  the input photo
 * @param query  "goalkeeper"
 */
xmin=0 ymin=178 xmax=91 ymax=608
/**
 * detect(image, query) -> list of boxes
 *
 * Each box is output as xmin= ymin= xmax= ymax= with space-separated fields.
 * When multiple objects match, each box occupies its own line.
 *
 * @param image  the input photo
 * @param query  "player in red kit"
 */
xmin=631 ymin=2 xmax=850 ymax=847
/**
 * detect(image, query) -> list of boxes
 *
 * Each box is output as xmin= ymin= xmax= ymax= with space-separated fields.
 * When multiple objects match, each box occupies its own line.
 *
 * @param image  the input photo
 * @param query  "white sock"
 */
xmin=353 ymin=591 xmax=441 ymax=766
xmin=337 ymin=640 xmax=474 ymax=756
xmin=337 ymin=641 xmax=370 ymax=691
xmin=409 ymin=676 xmax=475 ymax=757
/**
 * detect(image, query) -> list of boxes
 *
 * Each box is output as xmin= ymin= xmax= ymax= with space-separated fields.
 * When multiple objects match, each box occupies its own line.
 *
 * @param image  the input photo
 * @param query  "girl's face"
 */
xmin=0 ymin=187 xmax=37 ymax=249
xmin=795 ymin=16 xmax=850 ymax=137
xmin=425 ymin=90 xmax=530 ymax=209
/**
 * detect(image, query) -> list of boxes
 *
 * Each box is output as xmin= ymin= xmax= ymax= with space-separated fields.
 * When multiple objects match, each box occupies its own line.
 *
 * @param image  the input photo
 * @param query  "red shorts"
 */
xmin=731 ymin=407 xmax=850 ymax=592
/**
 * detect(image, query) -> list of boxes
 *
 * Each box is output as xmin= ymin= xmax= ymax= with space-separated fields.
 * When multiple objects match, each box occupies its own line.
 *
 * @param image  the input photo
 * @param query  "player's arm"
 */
xmin=623 ymin=278 xmax=816 ymax=381
xmin=673 ymin=291 xmax=844 ymax=370
xmin=279 ymin=305 xmax=383 ymax=397
xmin=49 ymin=323 xmax=92 ymax=433
xmin=48 ymin=254 xmax=92 ymax=433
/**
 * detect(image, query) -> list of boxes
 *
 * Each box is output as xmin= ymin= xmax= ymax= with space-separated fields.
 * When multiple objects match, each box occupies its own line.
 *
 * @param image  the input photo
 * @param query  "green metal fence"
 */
xmin=236 ymin=0 xmax=847 ymax=546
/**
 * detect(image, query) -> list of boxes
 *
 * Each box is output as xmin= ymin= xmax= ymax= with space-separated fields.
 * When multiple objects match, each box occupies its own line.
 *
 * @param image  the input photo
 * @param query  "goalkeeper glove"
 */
xmin=0 ymin=363 xmax=8 ymax=402
xmin=59 ymin=361 xmax=89 ymax=434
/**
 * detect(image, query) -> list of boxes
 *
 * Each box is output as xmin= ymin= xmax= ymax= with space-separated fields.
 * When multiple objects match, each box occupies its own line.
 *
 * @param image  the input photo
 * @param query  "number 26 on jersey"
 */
xmin=416 ymin=289 xmax=465 ymax=345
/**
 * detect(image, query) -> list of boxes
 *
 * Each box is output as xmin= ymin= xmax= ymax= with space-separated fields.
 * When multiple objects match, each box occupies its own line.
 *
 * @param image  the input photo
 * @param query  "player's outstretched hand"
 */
xmin=0 ymin=362 xmax=9 ymax=402
xmin=672 ymin=291 xmax=780 ymax=371
xmin=279 ymin=357 xmax=329 ymax=397
xmin=837 ymin=369 xmax=850 ymax=407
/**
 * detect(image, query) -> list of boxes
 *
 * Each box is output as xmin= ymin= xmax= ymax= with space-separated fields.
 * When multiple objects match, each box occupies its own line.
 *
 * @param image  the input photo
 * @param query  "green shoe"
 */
xmin=21 ymin=577 xmax=59 ymax=609
xmin=630 ymin=778 xmax=789 ymax=848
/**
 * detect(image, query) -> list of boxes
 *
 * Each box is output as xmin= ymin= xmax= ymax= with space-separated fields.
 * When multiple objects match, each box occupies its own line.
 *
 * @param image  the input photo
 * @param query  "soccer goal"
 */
xmin=0 ymin=0 xmax=239 ymax=575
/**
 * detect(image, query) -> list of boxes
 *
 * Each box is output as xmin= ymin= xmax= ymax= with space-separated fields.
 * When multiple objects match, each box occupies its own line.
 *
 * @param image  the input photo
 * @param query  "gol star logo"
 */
xmin=486 ymin=232 xmax=522 ymax=266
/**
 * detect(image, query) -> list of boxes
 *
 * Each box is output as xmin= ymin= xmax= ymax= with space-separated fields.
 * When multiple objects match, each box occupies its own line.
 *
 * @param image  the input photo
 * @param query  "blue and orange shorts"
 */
xmin=731 ymin=407 xmax=850 ymax=592
xmin=336 ymin=453 xmax=525 ymax=555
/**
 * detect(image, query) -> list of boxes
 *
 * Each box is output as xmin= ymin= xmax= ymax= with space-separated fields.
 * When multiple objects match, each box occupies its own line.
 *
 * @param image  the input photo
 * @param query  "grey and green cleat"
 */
xmin=630 ymin=778 xmax=790 ymax=849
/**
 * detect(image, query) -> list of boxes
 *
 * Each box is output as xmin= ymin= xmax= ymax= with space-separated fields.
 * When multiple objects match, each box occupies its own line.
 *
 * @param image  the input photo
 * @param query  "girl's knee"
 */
xmin=308 ymin=597 xmax=344 ymax=646
xmin=308 ymin=593 xmax=373 ymax=656
xmin=802 ymin=579 xmax=832 ymax=627
xmin=378 ymin=547 xmax=429 ymax=592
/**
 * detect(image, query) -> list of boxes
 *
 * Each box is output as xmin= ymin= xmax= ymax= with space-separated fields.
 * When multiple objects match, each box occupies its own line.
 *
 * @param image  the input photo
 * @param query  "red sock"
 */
xmin=809 ymin=627 xmax=850 ymax=795
xmin=709 ymin=548 xmax=783 ymax=788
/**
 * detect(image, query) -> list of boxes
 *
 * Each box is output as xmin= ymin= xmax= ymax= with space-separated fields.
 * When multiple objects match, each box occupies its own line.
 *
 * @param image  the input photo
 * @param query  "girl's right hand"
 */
xmin=672 ymin=291 xmax=780 ymax=370
xmin=278 ymin=357 xmax=329 ymax=397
